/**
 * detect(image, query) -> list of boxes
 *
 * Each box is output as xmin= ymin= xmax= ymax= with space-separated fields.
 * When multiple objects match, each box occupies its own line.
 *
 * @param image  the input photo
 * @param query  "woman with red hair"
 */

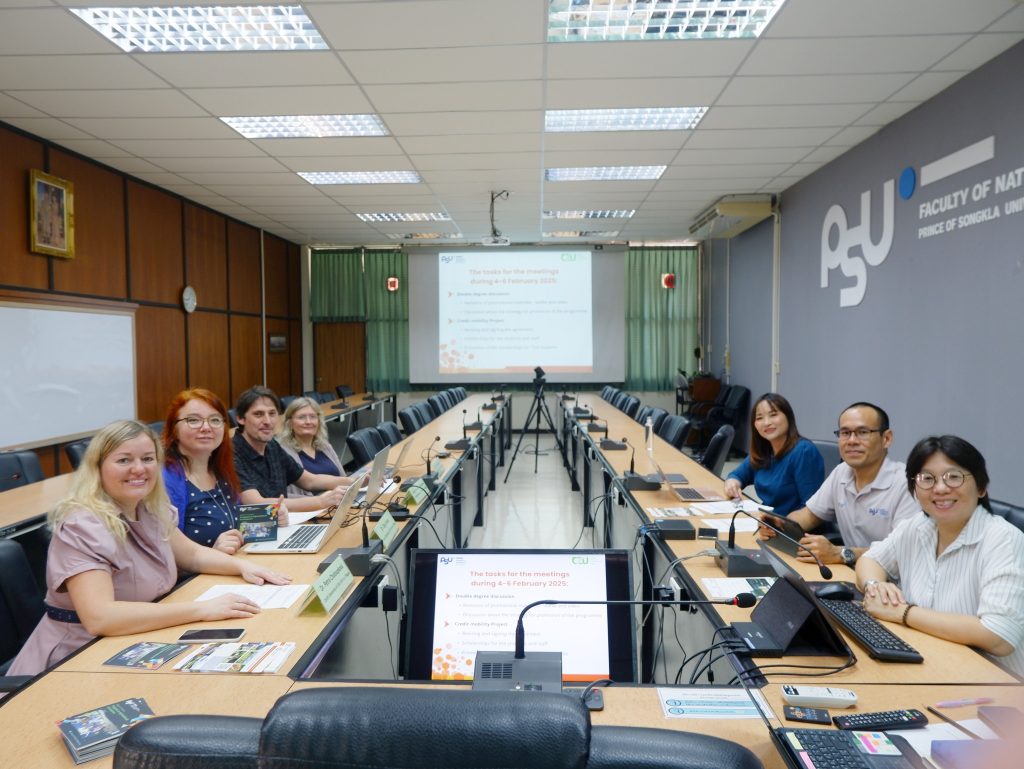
xmin=161 ymin=388 xmax=246 ymax=554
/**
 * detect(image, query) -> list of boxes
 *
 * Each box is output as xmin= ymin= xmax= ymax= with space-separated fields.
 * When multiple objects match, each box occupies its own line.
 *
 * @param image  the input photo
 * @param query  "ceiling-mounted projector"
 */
xmin=480 ymin=235 xmax=511 ymax=246
xmin=481 ymin=190 xmax=511 ymax=246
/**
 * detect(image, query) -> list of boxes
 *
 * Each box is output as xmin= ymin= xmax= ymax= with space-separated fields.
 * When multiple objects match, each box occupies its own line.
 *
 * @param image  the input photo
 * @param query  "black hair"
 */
xmin=235 ymin=385 xmax=282 ymax=419
xmin=841 ymin=401 xmax=890 ymax=432
xmin=906 ymin=435 xmax=991 ymax=512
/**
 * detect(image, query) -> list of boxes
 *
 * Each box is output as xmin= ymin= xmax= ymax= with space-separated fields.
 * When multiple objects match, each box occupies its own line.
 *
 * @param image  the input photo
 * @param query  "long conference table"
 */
xmin=2 ymin=391 xmax=1021 ymax=769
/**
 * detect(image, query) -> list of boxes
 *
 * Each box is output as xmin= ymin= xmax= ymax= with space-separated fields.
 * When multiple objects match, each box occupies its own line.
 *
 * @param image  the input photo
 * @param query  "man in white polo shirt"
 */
xmin=759 ymin=402 xmax=918 ymax=566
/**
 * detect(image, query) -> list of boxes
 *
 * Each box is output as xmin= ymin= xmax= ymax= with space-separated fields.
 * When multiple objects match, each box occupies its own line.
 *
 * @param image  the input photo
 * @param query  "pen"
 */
xmin=934 ymin=697 xmax=995 ymax=708
xmin=925 ymin=706 xmax=984 ymax=739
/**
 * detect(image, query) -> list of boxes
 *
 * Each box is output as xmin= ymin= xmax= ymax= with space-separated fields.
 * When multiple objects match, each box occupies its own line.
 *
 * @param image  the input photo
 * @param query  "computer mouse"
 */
xmin=814 ymin=581 xmax=856 ymax=601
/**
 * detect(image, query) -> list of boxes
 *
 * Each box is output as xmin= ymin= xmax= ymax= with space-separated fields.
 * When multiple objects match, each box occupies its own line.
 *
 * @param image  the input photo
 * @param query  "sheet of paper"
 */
xmin=194 ymin=583 xmax=311 ymax=609
xmin=699 ymin=517 xmax=759 ymax=534
xmin=701 ymin=576 xmax=776 ymax=600
xmin=893 ymin=719 xmax=999 ymax=758
xmin=646 ymin=506 xmax=693 ymax=518
xmin=689 ymin=499 xmax=767 ymax=515
xmin=657 ymin=687 xmax=775 ymax=720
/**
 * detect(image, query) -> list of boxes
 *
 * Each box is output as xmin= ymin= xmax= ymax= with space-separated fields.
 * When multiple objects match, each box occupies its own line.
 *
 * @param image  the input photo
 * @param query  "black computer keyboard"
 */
xmin=670 ymin=485 xmax=703 ymax=500
xmin=818 ymin=599 xmax=924 ymax=663
xmin=781 ymin=729 xmax=916 ymax=769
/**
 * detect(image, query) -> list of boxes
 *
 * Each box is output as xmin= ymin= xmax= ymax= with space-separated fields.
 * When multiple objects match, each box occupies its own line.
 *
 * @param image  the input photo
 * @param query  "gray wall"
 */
xmin=706 ymin=41 xmax=1024 ymax=502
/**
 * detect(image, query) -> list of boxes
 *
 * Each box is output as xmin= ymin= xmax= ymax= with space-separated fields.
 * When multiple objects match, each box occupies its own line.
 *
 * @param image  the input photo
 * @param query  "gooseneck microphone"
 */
xmin=425 ymin=435 xmax=441 ymax=476
xmin=462 ymin=408 xmax=468 ymax=440
xmin=445 ymin=415 xmax=471 ymax=451
xmin=513 ymin=595 xmax=757 ymax=659
xmin=716 ymin=507 xmax=833 ymax=579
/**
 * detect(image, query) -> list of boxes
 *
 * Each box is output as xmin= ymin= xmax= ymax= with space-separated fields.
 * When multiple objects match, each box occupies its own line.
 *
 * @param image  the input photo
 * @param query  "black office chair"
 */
xmin=0 ymin=450 xmax=44 ymax=492
xmin=610 ymin=391 xmax=629 ymax=410
xmin=114 ymin=687 xmax=763 ymax=769
xmin=346 ymin=427 xmax=387 ymax=467
xmin=0 ymin=538 xmax=46 ymax=692
xmin=690 ymin=385 xmax=748 ymax=451
xmin=656 ymin=415 xmax=691 ymax=450
xmin=412 ymin=401 xmax=435 ymax=426
xmin=635 ymin=405 xmax=652 ymax=425
xmin=600 ymin=385 xmax=614 ymax=400
xmin=376 ymin=421 xmax=404 ymax=446
xmin=398 ymin=406 xmax=424 ymax=435
xmin=281 ymin=394 xmax=298 ymax=409
xmin=812 ymin=439 xmax=842 ymax=477
xmin=990 ymin=498 xmax=1024 ymax=534
xmin=65 ymin=439 xmax=91 ymax=470
xmin=646 ymin=407 xmax=669 ymax=434
xmin=302 ymin=390 xmax=320 ymax=403
xmin=603 ymin=386 xmax=620 ymax=405
xmin=619 ymin=395 xmax=640 ymax=420
xmin=700 ymin=425 xmax=735 ymax=477
xmin=227 ymin=408 xmax=239 ymax=429
xmin=440 ymin=389 xmax=459 ymax=409
xmin=454 ymin=386 xmax=468 ymax=401
xmin=316 ymin=391 xmax=334 ymax=404
xmin=427 ymin=394 xmax=447 ymax=418
xmin=335 ymin=384 xmax=354 ymax=400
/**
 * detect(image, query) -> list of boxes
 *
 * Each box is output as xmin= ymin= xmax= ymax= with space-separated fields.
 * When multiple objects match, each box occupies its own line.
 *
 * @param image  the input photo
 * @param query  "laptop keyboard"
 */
xmin=279 ymin=524 xmax=326 ymax=550
xmin=671 ymin=486 xmax=704 ymax=500
xmin=783 ymin=729 xmax=916 ymax=769
xmin=819 ymin=599 xmax=924 ymax=663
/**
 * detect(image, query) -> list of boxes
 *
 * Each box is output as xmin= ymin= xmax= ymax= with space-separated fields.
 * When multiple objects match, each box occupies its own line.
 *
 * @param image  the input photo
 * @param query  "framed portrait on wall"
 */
xmin=268 ymin=334 xmax=287 ymax=353
xmin=29 ymin=169 xmax=75 ymax=259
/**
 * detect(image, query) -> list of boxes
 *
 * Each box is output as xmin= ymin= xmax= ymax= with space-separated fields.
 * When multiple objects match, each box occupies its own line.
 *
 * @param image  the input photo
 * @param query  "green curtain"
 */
xmin=310 ymin=249 xmax=365 ymax=320
xmin=625 ymin=246 xmax=699 ymax=391
xmin=364 ymin=249 xmax=410 ymax=392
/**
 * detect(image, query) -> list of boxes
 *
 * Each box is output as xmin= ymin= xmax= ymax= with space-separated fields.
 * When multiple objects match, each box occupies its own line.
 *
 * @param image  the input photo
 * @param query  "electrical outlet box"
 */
xmin=669 ymin=577 xmax=683 ymax=602
xmin=377 ymin=574 xmax=389 ymax=607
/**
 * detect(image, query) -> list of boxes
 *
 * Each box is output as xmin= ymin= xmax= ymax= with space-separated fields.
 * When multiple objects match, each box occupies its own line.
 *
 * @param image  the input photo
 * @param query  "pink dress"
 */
xmin=8 ymin=504 xmax=178 ymax=676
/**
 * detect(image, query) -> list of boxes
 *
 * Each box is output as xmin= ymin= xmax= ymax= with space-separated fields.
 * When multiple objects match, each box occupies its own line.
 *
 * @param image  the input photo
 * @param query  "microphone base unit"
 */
xmin=653 ymin=519 xmax=696 ymax=540
xmin=471 ymin=651 xmax=562 ymax=693
xmin=482 ymin=403 xmax=497 ymax=410
xmin=368 ymin=503 xmax=411 ymax=522
xmin=318 ymin=539 xmax=383 ymax=576
xmin=444 ymin=438 xmax=472 ymax=451
xmin=621 ymin=472 xmax=661 ymax=491
xmin=586 ymin=423 xmax=606 ymax=433
xmin=600 ymin=439 xmax=627 ymax=451
xmin=492 ymin=395 xmax=506 ymax=402
xmin=572 ymin=407 xmax=592 ymax=418
xmin=465 ymin=421 xmax=483 ymax=431
xmin=714 ymin=541 xmax=777 ymax=578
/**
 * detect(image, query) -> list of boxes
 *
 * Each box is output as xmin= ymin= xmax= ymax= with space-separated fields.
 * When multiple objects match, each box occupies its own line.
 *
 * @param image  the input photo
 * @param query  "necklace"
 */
xmin=186 ymin=470 xmax=236 ymax=529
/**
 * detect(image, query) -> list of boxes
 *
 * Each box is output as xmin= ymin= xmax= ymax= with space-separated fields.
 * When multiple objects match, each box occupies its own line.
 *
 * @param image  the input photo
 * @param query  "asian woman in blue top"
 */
xmin=723 ymin=392 xmax=824 ymax=516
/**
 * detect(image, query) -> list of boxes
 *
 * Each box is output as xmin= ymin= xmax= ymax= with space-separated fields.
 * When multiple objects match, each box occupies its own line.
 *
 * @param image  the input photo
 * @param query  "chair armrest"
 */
xmin=0 ymin=675 xmax=34 ymax=693
xmin=113 ymin=715 xmax=260 ymax=769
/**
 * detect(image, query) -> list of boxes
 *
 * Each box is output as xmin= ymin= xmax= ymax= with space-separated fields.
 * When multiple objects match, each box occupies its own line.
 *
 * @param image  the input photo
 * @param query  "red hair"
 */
xmin=162 ymin=388 xmax=240 ymax=496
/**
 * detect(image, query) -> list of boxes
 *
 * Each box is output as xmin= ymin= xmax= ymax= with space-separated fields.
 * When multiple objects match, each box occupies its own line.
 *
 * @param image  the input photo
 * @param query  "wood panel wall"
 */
xmin=0 ymin=121 xmax=303 ymax=478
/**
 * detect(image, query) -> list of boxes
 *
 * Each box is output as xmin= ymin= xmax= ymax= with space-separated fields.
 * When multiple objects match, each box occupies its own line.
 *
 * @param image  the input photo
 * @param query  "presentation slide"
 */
xmin=437 ymin=250 xmax=592 ymax=375
xmin=429 ymin=552 xmax=609 ymax=682
xmin=408 ymin=247 xmax=626 ymax=384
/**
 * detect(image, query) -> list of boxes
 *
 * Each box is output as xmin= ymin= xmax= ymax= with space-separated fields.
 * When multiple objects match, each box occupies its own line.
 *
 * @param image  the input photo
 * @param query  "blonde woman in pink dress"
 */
xmin=8 ymin=420 xmax=290 ymax=676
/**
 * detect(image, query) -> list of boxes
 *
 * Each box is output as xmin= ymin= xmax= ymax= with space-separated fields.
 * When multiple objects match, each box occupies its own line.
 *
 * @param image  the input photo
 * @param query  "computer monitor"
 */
xmin=405 ymin=549 xmax=636 ymax=683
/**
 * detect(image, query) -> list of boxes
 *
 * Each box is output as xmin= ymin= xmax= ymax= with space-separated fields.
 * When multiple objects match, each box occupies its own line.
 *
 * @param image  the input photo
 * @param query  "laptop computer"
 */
xmin=354 ymin=445 xmax=395 ymax=507
xmin=644 ymin=450 xmax=718 ymax=502
xmin=245 ymin=479 xmax=362 ymax=554
xmin=384 ymin=439 xmax=414 ymax=480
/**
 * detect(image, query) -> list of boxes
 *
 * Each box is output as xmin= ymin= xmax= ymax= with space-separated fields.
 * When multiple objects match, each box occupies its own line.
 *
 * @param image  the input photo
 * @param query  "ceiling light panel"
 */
xmin=356 ymin=212 xmax=452 ymax=222
xmin=548 ymin=0 xmax=788 ymax=42
xmin=545 ymin=166 xmax=666 ymax=181
xmin=544 ymin=230 xmax=620 ymax=238
xmin=543 ymin=210 xmax=636 ymax=219
xmin=298 ymin=171 xmax=422 ymax=184
xmin=221 ymin=114 xmax=387 ymax=138
xmin=384 ymin=233 xmax=465 ymax=240
xmin=545 ymin=107 xmax=707 ymax=132
xmin=69 ymin=6 xmax=327 ymax=53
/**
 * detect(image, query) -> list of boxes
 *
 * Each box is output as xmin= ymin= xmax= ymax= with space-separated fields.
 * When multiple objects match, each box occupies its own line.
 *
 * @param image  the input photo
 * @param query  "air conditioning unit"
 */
xmin=688 ymin=194 xmax=775 ymax=240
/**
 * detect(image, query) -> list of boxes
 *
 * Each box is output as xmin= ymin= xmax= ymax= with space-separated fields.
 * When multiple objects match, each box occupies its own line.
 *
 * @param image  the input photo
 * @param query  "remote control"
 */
xmin=833 ymin=708 xmax=928 ymax=731
xmin=781 ymin=685 xmax=858 ymax=709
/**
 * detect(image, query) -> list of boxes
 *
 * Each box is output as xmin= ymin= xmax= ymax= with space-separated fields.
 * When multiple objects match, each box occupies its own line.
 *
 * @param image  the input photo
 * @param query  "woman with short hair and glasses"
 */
xmin=856 ymin=435 xmax=1024 ymax=674
xmin=161 ymin=388 xmax=270 ymax=553
xmin=277 ymin=397 xmax=345 ymax=497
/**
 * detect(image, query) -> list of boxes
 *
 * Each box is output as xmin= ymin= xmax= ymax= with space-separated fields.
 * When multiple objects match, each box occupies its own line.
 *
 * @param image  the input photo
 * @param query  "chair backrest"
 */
xmin=610 ymin=391 xmax=628 ymax=409
xmin=603 ymin=387 xmax=620 ymax=404
xmin=302 ymin=390 xmax=319 ymax=402
xmin=656 ymin=415 xmax=690 ymax=449
xmin=335 ymin=384 xmax=354 ymax=399
xmin=412 ymin=402 xmax=435 ymax=426
xmin=0 ymin=451 xmax=44 ymax=492
xmin=634 ymin=405 xmax=652 ymax=425
xmin=600 ymin=385 xmax=613 ymax=400
xmin=227 ymin=408 xmax=239 ymax=429
xmin=812 ymin=440 xmax=842 ymax=477
xmin=619 ymin=395 xmax=640 ymax=420
xmin=990 ymin=498 xmax=1024 ymax=534
xmin=398 ymin=406 xmax=423 ymax=435
xmin=316 ymin=391 xmax=334 ymax=404
xmin=376 ymin=421 xmax=405 ymax=446
xmin=646 ymin=407 xmax=669 ymax=434
xmin=701 ymin=424 xmax=735 ymax=477
xmin=346 ymin=427 xmax=387 ymax=467
xmin=427 ymin=394 xmax=447 ymax=417
xmin=281 ymin=395 xmax=298 ymax=409
xmin=0 ymin=538 xmax=46 ymax=673
xmin=114 ymin=686 xmax=763 ymax=769
xmin=65 ymin=439 xmax=91 ymax=470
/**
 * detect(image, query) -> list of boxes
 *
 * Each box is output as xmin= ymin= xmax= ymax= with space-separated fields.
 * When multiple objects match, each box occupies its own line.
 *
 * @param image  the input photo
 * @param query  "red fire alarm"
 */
xmin=661 ymin=273 xmax=676 ymax=289
xmin=386 ymin=276 xmax=400 ymax=292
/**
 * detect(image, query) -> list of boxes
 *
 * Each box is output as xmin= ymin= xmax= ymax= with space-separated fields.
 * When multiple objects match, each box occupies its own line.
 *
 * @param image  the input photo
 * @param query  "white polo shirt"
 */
xmin=865 ymin=507 xmax=1024 ymax=676
xmin=805 ymin=457 xmax=918 ymax=548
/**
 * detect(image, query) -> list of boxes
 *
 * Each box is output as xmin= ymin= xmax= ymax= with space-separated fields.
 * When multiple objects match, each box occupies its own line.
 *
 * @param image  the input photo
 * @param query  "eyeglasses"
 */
xmin=833 ymin=428 xmax=883 ymax=441
xmin=915 ymin=470 xmax=972 ymax=489
xmin=177 ymin=415 xmax=226 ymax=430
xmin=292 ymin=414 xmax=319 ymax=422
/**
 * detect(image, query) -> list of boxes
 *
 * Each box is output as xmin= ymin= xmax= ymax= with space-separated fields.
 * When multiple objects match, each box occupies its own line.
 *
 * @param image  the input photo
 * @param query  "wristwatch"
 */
xmin=840 ymin=547 xmax=856 ymax=567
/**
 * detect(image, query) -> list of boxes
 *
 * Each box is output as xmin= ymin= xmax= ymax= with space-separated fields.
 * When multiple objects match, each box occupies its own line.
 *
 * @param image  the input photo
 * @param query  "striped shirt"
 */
xmin=865 ymin=507 xmax=1024 ymax=676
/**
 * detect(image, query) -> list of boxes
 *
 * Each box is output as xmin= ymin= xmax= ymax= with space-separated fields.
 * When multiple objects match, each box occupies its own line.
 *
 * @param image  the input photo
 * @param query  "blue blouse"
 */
xmin=163 ymin=463 xmax=239 ymax=547
xmin=726 ymin=437 xmax=825 ymax=516
xmin=295 ymin=448 xmax=342 ymax=477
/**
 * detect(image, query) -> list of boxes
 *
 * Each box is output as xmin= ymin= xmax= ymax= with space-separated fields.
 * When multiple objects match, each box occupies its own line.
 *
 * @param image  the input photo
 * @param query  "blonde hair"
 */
xmin=279 ymin=397 xmax=329 ymax=452
xmin=52 ymin=420 xmax=174 ymax=542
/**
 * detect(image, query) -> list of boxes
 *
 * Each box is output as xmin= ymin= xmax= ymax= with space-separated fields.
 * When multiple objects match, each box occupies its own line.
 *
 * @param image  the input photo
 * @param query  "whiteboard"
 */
xmin=0 ymin=301 xmax=136 ymax=450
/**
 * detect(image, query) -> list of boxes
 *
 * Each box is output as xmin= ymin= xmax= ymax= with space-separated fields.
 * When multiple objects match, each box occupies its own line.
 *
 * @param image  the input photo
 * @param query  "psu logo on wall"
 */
xmin=819 ymin=179 xmax=895 ymax=308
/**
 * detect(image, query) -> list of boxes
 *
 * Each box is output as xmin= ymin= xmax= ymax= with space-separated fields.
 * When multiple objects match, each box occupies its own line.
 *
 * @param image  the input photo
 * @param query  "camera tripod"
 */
xmin=503 ymin=377 xmax=563 ymax=481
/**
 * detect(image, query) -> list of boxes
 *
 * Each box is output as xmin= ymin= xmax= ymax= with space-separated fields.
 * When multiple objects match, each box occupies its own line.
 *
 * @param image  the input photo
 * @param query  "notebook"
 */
xmin=245 ymin=479 xmax=361 ymax=554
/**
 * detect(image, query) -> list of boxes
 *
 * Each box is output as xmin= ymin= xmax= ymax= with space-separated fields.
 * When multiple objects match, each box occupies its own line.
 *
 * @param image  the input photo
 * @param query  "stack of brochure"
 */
xmin=172 ymin=641 xmax=295 ymax=674
xmin=57 ymin=697 xmax=154 ymax=764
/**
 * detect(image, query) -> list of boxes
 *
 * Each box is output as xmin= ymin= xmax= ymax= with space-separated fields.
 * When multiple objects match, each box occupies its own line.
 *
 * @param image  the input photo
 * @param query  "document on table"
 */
xmin=893 ymin=719 xmax=998 ymax=759
xmin=702 ymin=576 xmax=776 ymax=600
xmin=698 ymin=517 xmax=759 ymax=534
xmin=646 ymin=506 xmax=693 ymax=518
xmin=689 ymin=499 xmax=767 ymax=515
xmin=194 ymin=584 xmax=311 ymax=609
xmin=657 ymin=687 xmax=775 ymax=720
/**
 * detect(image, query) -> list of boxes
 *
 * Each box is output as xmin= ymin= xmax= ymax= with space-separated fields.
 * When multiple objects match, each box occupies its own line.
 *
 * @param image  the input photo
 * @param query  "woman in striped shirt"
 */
xmin=856 ymin=435 xmax=1024 ymax=674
